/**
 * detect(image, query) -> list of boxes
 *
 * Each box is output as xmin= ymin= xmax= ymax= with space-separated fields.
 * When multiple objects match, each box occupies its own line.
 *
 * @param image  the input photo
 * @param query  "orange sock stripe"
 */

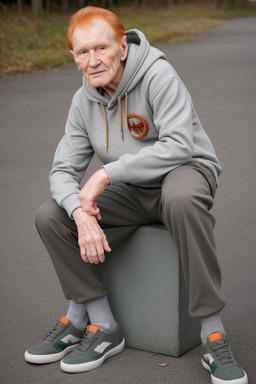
xmin=88 ymin=325 xmax=99 ymax=333
xmin=208 ymin=332 xmax=223 ymax=343
xmin=60 ymin=316 xmax=69 ymax=325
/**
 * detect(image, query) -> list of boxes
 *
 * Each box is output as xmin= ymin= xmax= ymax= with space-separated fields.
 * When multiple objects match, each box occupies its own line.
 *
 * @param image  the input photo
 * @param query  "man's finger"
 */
xmin=87 ymin=243 xmax=105 ymax=264
xmin=88 ymin=202 xmax=100 ymax=216
xmin=103 ymin=236 xmax=111 ymax=253
xmin=95 ymin=243 xmax=105 ymax=263
xmin=80 ymin=247 xmax=89 ymax=263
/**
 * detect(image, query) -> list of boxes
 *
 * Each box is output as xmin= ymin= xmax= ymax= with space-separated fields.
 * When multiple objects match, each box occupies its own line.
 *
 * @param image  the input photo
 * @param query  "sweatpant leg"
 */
xmin=35 ymin=185 xmax=156 ymax=303
xmin=35 ymin=199 xmax=107 ymax=303
xmin=160 ymin=162 xmax=226 ymax=318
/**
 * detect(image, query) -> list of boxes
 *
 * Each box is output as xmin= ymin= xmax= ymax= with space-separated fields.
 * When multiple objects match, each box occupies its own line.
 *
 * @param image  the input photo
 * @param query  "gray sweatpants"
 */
xmin=36 ymin=161 xmax=226 ymax=318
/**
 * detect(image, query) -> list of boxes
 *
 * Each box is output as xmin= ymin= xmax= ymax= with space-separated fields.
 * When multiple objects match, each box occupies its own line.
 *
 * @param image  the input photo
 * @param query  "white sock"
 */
xmin=200 ymin=312 xmax=226 ymax=344
xmin=66 ymin=300 xmax=89 ymax=331
xmin=85 ymin=296 xmax=117 ymax=333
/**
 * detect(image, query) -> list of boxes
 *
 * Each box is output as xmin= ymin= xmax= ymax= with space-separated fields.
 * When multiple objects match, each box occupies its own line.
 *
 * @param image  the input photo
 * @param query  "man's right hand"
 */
xmin=72 ymin=207 xmax=111 ymax=264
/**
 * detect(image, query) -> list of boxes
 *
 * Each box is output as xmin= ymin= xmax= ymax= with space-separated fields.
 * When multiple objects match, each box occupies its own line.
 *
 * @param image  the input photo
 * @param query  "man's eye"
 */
xmin=99 ymin=47 xmax=106 ymax=51
xmin=80 ymin=50 xmax=87 ymax=55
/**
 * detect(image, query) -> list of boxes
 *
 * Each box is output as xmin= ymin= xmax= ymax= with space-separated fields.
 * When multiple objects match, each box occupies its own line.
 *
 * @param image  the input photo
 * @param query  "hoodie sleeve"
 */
xmin=103 ymin=77 xmax=194 ymax=185
xmin=49 ymin=99 xmax=94 ymax=217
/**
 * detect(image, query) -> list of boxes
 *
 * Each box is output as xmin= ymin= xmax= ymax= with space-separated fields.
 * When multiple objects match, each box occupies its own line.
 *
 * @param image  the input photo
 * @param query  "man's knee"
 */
xmin=162 ymin=187 xmax=195 ymax=218
xmin=35 ymin=199 xmax=60 ymax=234
xmin=161 ymin=165 xmax=214 ymax=220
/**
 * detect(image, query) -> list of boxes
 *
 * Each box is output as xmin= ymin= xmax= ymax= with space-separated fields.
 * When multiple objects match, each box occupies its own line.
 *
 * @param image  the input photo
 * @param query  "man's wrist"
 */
xmin=100 ymin=168 xmax=111 ymax=186
xmin=72 ymin=206 xmax=83 ymax=220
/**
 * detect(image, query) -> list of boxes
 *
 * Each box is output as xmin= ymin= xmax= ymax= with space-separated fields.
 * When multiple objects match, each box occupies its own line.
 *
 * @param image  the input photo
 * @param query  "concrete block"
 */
xmin=101 ymin=224 xmax=201 ymax=357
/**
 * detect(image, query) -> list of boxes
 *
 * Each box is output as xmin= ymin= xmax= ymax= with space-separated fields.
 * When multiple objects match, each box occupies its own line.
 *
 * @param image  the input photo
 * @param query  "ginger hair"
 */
xmin=67 ymin=6 xmax=125 ymax=50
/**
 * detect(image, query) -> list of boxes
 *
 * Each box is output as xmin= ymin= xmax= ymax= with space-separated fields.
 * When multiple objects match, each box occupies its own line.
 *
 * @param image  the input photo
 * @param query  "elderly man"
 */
xmin=24 ymin=6 xmax=247 ymax=384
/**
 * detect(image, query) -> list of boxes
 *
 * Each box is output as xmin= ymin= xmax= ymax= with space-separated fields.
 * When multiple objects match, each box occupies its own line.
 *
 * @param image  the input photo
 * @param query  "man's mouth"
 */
xmin=90 ymin=70 xmax=106 ymax=77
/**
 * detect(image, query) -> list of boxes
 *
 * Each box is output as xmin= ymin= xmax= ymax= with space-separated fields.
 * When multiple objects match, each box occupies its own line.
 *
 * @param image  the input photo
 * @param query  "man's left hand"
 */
xmin=79 ymin=168 xmax=110 ymax=220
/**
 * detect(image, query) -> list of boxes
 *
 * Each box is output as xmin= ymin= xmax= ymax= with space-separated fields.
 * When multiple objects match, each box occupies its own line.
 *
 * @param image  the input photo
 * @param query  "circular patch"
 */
xmin=126 ymin=114 xmax=148 ymax=139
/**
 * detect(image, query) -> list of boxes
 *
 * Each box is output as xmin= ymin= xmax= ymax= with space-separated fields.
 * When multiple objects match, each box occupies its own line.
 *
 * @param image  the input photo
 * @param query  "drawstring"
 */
xmin=125 ymin=93 xmax=129 ymax=132
xmin=101 ymin=93 xmax=128 ymax=154
xmin=118 ymin=97 xmax=124 ymax=142
xmin=101 ymin=103 xmax=108 ymax=153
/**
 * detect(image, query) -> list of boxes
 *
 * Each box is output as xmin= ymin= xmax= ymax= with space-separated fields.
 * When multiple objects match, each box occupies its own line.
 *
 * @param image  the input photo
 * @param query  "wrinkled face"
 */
xmin=71 ymin=19 xmax=128 ymax=97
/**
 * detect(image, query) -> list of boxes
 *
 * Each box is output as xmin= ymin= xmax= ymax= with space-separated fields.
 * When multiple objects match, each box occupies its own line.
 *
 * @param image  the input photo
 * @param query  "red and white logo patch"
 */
xmin=126 ymin=114 xmax=148 ymax=139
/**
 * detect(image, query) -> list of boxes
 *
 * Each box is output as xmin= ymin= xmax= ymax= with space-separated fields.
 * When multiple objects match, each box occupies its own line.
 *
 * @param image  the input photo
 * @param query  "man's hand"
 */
xmin=72 ymin=207 xmax=111 ymax=264
xmin=79 ymin=168 xmax=110 ymax=220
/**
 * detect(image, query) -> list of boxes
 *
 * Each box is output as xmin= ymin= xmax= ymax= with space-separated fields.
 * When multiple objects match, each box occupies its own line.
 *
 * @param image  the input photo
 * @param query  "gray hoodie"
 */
xmin=50 ymin=29 xmax=222 ymax=217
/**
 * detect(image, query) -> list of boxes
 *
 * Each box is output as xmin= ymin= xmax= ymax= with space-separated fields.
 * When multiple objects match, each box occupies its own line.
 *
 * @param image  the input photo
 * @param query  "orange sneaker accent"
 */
xmin=208 ymin=332 xmax=223 ymax=343
xmin=88 ymin=325 xmax=99 ymax=334
xmin=60 ymin=316 xmax=69 ymax=325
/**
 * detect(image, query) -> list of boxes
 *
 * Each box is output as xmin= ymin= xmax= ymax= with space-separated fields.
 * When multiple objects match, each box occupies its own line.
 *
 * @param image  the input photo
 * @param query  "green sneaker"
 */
xmin=24 ymin=317 xmax=85 ymax=364
xmin=60 ymin=324 xmax=125 ymax=373
xmin=201 ymin=332 xmax=248 ymax=384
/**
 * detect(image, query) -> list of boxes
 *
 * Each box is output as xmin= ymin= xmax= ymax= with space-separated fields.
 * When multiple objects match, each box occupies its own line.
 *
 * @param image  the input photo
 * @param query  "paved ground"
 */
xmin=1 ymin=16 xmax=256 ymax=384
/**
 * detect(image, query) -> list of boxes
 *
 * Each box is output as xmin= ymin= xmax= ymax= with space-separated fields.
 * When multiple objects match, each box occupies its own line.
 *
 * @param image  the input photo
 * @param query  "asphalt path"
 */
xmin=1 ymin=16 xmax=256 ymax=384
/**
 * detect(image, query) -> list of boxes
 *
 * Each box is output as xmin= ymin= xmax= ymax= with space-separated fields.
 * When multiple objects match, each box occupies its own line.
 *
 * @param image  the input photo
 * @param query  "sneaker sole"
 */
xmin=201 ymin=359 xmax=248 ymax=384
xmin=60 ymin=338 xmax=125 ymax=373
xmin=24 ymin=344 xmax=79 ymax=364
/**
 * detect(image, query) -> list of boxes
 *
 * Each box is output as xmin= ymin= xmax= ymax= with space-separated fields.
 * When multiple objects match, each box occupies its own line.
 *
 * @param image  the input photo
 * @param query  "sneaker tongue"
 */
xmin=59 ymin=316 xmax=69 ymax=325
xmin=208 ymin=332 xmax=223 ymax=343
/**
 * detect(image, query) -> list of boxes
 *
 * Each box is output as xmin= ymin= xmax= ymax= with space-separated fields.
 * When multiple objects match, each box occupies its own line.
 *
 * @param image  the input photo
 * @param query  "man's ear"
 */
xmin=120 ymin=35 xmax=128 ymax=62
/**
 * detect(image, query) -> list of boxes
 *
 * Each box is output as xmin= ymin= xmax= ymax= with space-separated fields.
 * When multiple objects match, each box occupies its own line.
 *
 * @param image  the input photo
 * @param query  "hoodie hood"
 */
xmin=82 ymin=29 xmax=166 ymax=107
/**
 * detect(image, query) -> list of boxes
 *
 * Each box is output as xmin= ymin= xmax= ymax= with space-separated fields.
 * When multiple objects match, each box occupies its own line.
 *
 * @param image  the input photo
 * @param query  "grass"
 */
xmin=1 ymin=2 xmax=256 ymax=78
xmin=0 ymin=14 xmax=72 ymax=77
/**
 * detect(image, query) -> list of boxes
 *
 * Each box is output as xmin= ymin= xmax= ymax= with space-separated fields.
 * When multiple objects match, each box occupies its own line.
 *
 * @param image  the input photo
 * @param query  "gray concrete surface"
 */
xmin=1 ymin=16 xmax=256 ymax=384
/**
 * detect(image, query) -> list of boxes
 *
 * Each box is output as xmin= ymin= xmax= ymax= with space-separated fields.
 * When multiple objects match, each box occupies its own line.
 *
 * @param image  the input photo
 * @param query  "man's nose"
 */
xmin=88 ymin=51 xmax=100 ymax=67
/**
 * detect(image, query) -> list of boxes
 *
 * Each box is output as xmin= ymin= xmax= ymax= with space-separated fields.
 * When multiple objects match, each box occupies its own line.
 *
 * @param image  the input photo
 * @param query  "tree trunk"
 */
xmin=17 ymin=0 xmax=23 ymax=15
xmin=100 ymin=0 xmax=114 ymax=8
xmin=132 ymin=0 xmax=147 ymax=8
xmin=46 ymin=0 xmax=51 ymax=15
xmin=62 ymin=0 xmax=69 ymax=14
xmin=31 ymin=0 xmax=43 ymax=17
xmin=132 ymin=0 xmax=140 ymax=8
xmin=78 ymin=0 xmax=85 ymax=8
